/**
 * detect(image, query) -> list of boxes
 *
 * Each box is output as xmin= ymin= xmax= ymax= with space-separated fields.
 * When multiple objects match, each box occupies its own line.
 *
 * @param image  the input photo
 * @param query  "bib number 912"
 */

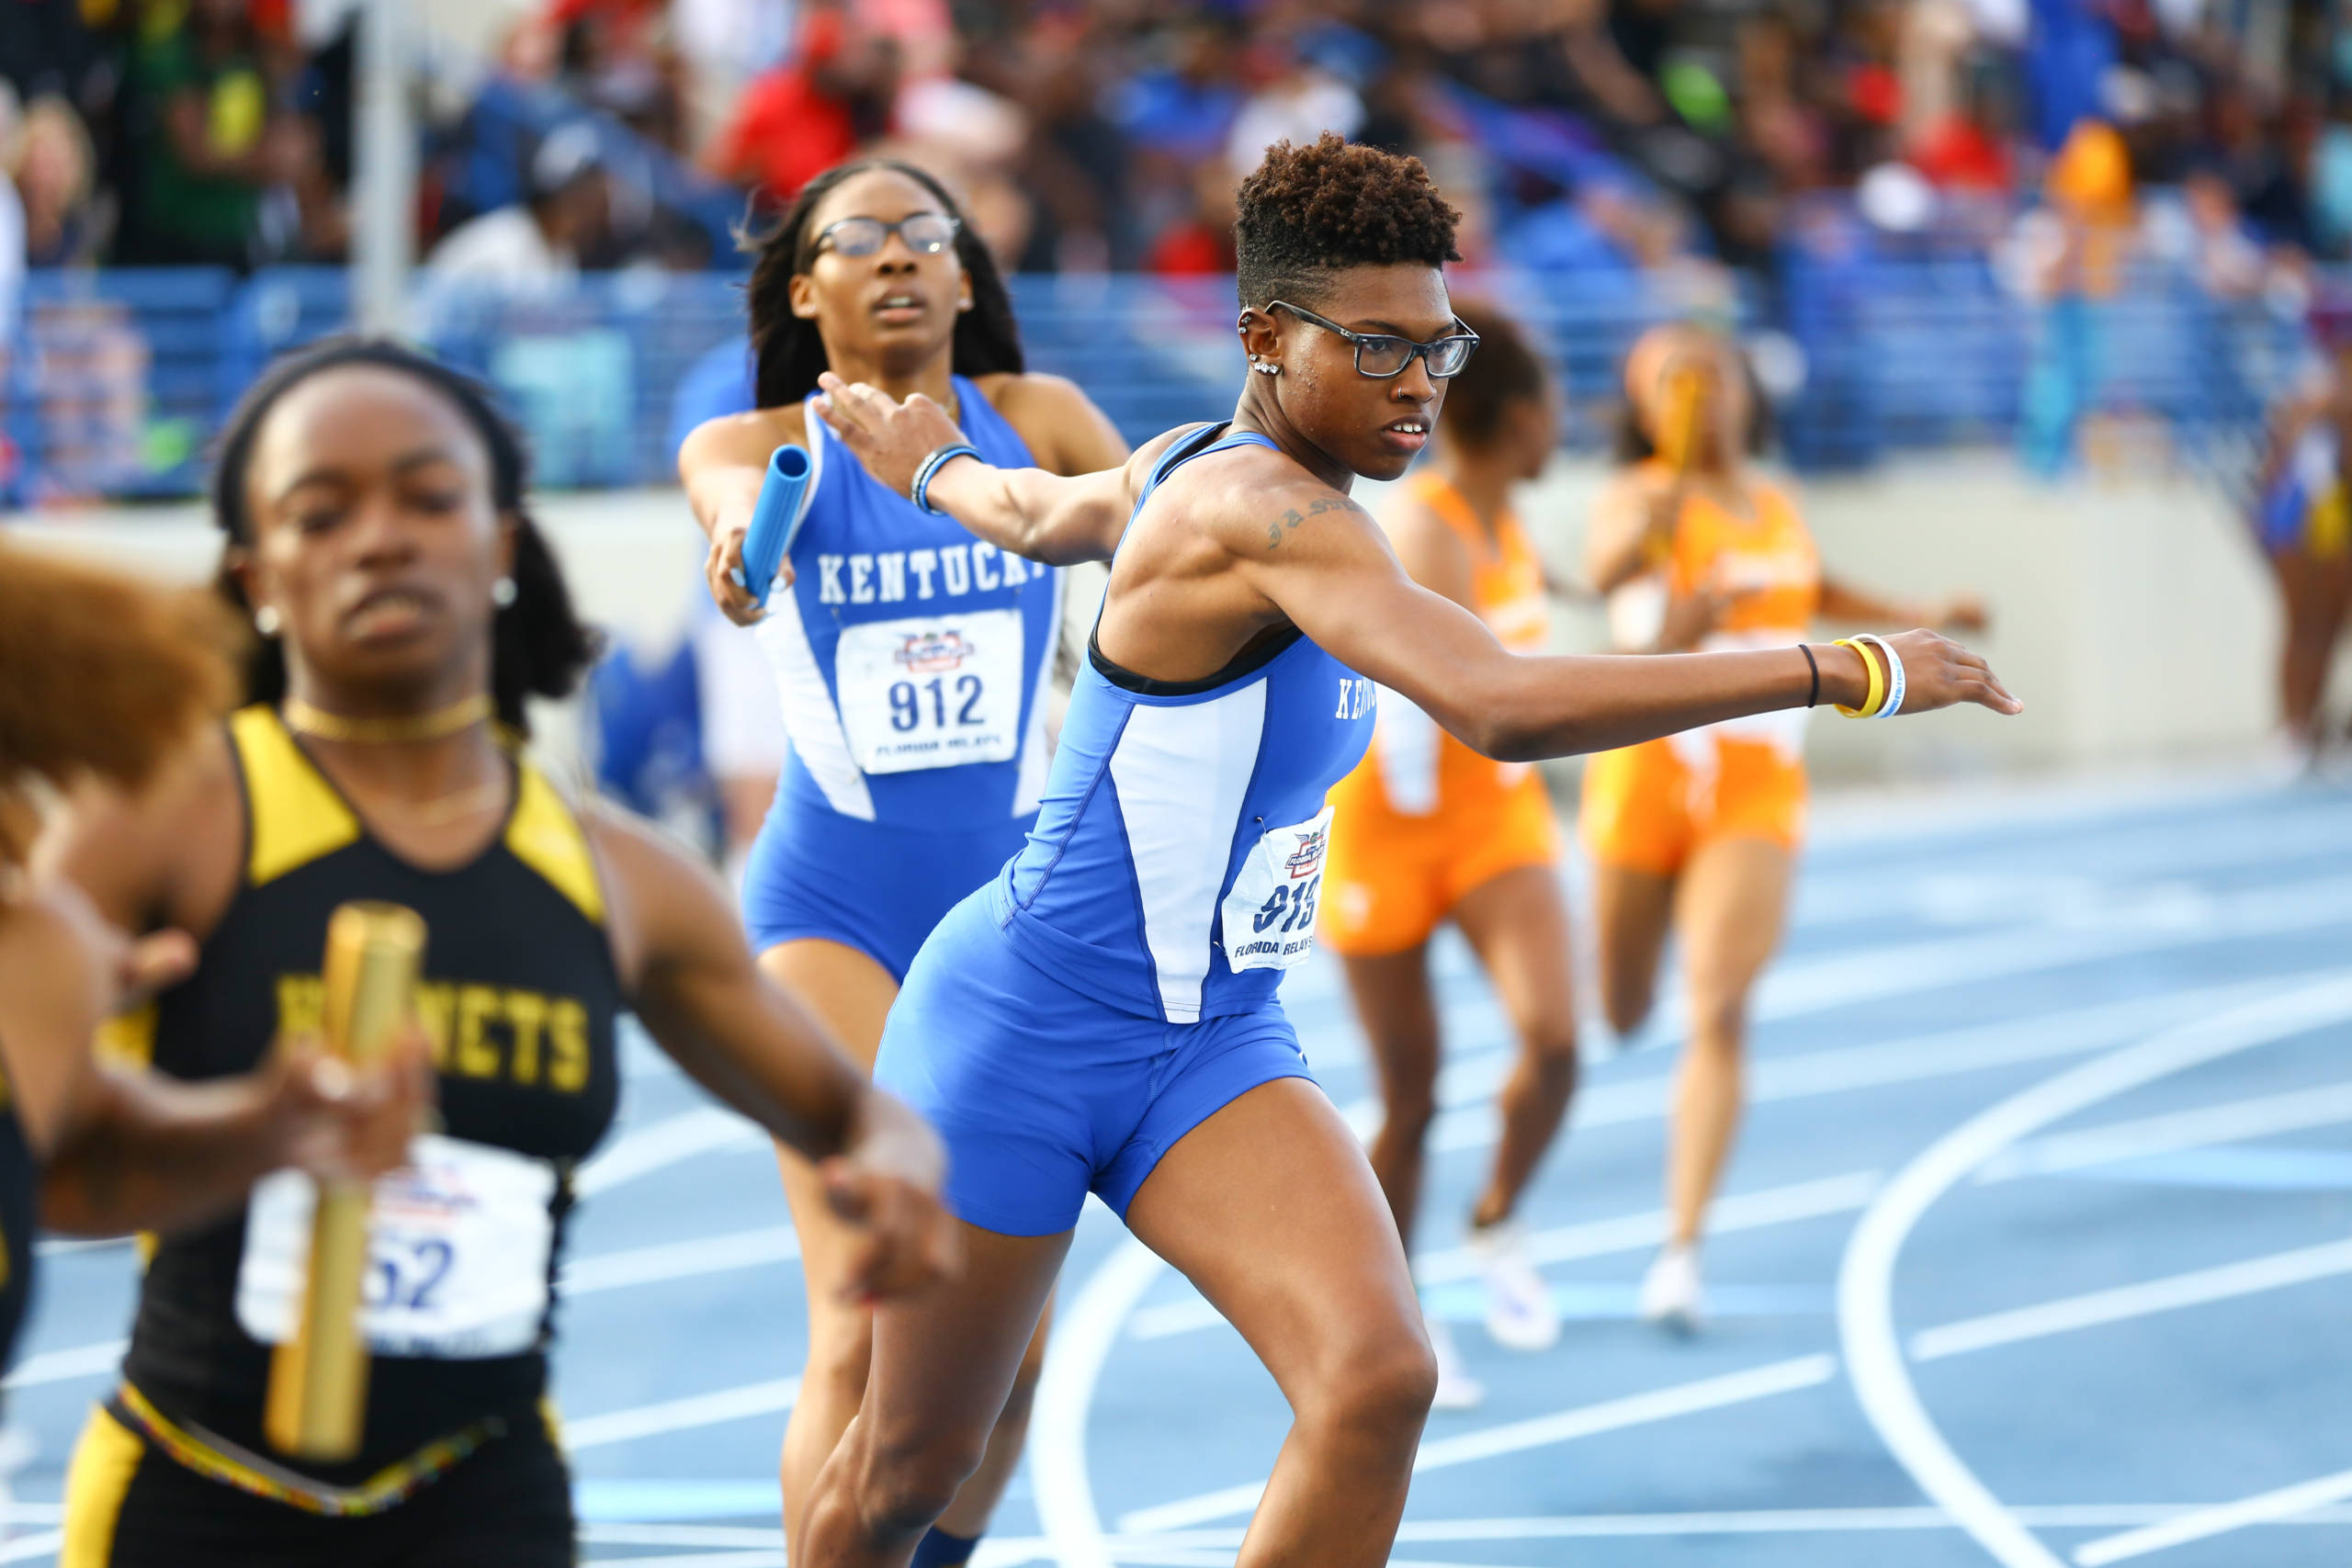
xmin=889 ymin=674 xmax=986 ymax=732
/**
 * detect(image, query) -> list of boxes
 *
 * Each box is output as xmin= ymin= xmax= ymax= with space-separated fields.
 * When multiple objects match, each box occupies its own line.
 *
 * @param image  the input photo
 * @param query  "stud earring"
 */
xmin=254 ymin=605 xmax=281 ymax=637
xmin=492 ymin=577 xmax=517 ymax=608
xmin=1252 ymin=359 xmax=1281 ymax=377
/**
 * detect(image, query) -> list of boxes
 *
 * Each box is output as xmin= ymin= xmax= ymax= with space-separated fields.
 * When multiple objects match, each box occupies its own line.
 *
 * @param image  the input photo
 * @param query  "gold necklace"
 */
xmin=281 ymin=694 xmax=494 ymax=744
xmin=386 ymin=779 xmax=512 ymax=829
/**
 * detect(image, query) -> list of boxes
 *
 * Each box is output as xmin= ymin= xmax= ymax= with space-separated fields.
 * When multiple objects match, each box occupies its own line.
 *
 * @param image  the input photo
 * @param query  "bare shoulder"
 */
xmin=679 ymin=404 xmax=808 ymax=475
xmin=45 ymin=725 xmax=240 ymax=934
xmin=577 ymin=798 xmax=741 ymax=989
xmin=977 ymin=372 xmax=1128 ymax=476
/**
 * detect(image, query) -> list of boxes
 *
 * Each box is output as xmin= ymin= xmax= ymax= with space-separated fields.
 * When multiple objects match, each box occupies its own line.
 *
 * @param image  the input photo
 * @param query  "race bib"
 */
xmin=836 ymin=609 xmax=1025 ymax=774
xmin=1220 ymin=807 xmax=1335 ymax=974
xmin=237 ymin=1134 xmax=558 ymax=1360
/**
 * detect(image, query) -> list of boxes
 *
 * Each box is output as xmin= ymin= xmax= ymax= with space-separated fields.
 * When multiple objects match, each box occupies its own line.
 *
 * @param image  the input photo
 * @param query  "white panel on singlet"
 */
xmin=1012 ymin=564 xmax=1068 ymax=818
xmin=751 ymin=421 xmax=877 ymax=819
xmin=1107 ymin=683 xmax=1266 ymax=1023
xmin=1372 ymin=687 xmax=1441 ymax=816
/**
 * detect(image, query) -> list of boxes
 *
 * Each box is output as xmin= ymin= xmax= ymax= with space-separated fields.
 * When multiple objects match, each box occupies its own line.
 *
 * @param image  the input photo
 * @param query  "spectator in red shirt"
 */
xmin=703 ymin=1 xmax=900 ymax=207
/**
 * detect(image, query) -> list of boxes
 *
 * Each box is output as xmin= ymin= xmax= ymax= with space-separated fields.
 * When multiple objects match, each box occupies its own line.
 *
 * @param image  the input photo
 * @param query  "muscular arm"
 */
xmin=594 ymin=807 xmax=953 ymax=1295
xmin=814 ymin=372 xmax=1171 ymax=566
xmin=1232 ymin=482 xmax=2018 ymax=761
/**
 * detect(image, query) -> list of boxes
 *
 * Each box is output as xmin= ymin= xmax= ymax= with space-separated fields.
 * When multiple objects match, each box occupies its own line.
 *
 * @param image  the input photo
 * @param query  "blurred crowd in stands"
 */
xmin=0 ymin=0 xmax=2346 ymax=299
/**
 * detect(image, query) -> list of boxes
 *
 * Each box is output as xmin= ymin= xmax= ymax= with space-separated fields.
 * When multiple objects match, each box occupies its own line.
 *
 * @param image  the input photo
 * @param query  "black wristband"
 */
xmin=1799 ymin=643 xmax=1820 ymax=708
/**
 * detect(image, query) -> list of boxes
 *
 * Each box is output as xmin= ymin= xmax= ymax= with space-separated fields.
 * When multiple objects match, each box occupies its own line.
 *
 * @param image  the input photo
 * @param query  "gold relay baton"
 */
xmin=263 ymin=900 xmax=426 ymax=1461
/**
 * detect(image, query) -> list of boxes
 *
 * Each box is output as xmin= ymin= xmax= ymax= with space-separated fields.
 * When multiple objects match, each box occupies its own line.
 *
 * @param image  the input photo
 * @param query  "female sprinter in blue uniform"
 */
xmin=804 ymin=134 xmax=2021 ymax=1568
xmin=678 ymin=158 xmax=1127 ymax=1567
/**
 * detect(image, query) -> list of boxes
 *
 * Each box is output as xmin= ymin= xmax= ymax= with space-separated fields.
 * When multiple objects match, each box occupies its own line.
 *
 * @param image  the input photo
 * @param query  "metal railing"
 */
xmin=2 ymin=263 xmax=2313 ymax=506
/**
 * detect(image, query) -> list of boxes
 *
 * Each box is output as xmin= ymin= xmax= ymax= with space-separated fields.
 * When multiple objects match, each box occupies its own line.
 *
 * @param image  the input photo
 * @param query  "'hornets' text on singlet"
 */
xmin=990 ymin=425 xmax=1376 ymax=1024
xmin=753 ymin=375 xmax=1064 ymax=829
xmin=117 ymin=707 xmax=623 ymax=1484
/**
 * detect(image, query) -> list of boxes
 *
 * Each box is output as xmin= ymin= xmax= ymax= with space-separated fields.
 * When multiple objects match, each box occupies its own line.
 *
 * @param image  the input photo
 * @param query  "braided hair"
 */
xmin=742 ymin=157 xmax=1024 ymax=409
xmin=209 ymin=337 xmax=598 ymax=737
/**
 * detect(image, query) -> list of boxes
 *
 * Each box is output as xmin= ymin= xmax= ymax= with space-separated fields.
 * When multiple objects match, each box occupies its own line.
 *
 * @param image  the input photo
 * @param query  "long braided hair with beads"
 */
xmin=208 ymin=337 xmax=598 ymax=738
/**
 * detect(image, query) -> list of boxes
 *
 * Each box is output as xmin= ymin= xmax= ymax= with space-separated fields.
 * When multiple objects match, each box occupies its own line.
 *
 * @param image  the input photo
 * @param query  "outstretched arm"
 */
xmin=813 ymin=373 xmax=1170 ymax=566
xmin=1233 ymin=483 xmax=2019 ymax=761
xmin=594 ymin=808 xmax=956 ymax=1300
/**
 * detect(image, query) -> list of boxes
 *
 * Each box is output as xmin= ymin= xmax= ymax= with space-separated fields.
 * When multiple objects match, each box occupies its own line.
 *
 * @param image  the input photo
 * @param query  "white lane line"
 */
xmin=575 ymin=1107 xmax=766 ymax=1199
xmin=581 ymin=1524 xmax=781 ymax=1546
xmin=581 ymin=1552 xmax=782 ymax=1568
xmin=1837 ymin=971 xmax=2352 ymax=1568
xmin=3 ymin=1338 xmax=125 ymax=1390
xmin=1113 ymin=1354 xmax=1838 ymax=1537
xmin=1129 ymin=1170 xmax=1879 ymax=1342
xmin=1912 ymin=1236 xmax=2352 ymax=1361
xmin=33 ymin=1237 xmax=130 ymax=1258
xmin=2074 ymin=1466 xmax=2352 ymax=1565
xmin=563 ymin=1377 xmax=800 ymax=1451
xmin=1428 ymin=983 xmax=2276 ymax=1156
xmin=1979 ymin=1081 xmax=2352 ymax=1184
xmin=0 ymin=1533 xmax=62 ymax=1564
xmin=1032 ymin=1232 xmax=1159 ymax=1568
xmin=562 ymin=1226 xmax=798 ymax=1297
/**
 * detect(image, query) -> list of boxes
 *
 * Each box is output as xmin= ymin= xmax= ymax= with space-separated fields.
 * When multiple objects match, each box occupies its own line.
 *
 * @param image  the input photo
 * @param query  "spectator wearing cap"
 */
xmin=425 ymin=120 xmax=610 ymax=289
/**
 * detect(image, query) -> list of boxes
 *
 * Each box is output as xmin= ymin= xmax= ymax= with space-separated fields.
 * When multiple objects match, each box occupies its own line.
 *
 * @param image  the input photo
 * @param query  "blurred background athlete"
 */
xmin=1583 ymin=323 xmax=1987 ymax=1331
xmin=1318 ymin=299 xmax=1578 ymax=1406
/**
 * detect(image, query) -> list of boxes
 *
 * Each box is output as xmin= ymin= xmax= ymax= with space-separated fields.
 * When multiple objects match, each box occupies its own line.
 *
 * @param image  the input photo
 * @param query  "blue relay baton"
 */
xmin=731 ymin=443 xmax=813 ymax=608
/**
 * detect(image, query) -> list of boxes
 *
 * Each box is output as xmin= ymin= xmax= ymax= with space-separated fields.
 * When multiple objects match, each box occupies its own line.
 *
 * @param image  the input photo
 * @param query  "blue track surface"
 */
xmin=6 ymin=773 xmax=2351 ymax=1566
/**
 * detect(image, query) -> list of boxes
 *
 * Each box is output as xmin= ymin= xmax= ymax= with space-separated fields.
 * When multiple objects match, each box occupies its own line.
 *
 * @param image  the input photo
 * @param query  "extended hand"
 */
xmin=820 ymin=1091 xmax=958 ymax=1303
xmin=706 ymin=502 xmax=768 ymax=626
xmin=813 ymin=371 xmax=970 ymax=501
xmin=1876 ymin=629 xmax=2022 ymax=716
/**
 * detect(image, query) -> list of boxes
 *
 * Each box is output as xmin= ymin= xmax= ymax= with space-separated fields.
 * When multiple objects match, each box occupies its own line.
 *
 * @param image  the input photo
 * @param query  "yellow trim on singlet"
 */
xmin=504 ymin=766 xmax=605 ymax=926
xmin=105 ymin=1382 xmax=500 ymax=1517
xmin=94 ymin=1004 xmax=155 ymax=1068
xmin=61 ymin=1404 xmax=145 ymax=1568
xmin=231 ymin=707 xmax=361 ymax=887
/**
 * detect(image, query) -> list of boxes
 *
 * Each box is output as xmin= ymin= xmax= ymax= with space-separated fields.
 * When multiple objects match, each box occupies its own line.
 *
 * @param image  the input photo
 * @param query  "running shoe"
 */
xmin=1639 ymin=1245 xmax=1703 ymax=1333
xmin=1467 ymin=1217 xmax=1561 ymax=1351
xmin=1426 ymin=1314 xmax=1486 ymax=1409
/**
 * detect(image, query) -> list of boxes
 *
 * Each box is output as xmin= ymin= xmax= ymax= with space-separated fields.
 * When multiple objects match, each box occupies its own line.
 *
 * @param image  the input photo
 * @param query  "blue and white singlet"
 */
xmin=740 ymin=377 xmax=1062 ymax=977
xmin=873 ymin=423 xmax=1380 ymax=1235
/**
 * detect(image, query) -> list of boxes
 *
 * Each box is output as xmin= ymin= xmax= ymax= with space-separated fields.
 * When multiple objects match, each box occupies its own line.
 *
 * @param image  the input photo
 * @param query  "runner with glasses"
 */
xmin=797 ymin=133 xmax=2019 ymax=1568
xmin=677 ymin=157 xmax=1127 ymax=1568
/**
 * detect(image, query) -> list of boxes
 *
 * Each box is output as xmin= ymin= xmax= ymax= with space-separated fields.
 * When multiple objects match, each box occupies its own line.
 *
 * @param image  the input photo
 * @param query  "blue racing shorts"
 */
xmin=741 ymin=793 xmax=1033 ymax=983
xmin=875 ymin=886 xmax=1318 ymax=1236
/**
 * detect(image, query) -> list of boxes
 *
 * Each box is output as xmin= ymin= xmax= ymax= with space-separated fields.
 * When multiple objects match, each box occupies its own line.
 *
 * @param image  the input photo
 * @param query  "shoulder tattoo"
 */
xmin=1264 ymin=494 xmax=1369 ymax=548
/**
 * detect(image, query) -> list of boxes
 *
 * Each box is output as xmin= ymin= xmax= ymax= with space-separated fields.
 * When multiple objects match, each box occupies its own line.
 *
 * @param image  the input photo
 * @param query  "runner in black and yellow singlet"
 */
xmin=0 ymin=538 xmax=424 ymax=1394
xmin=47 ymin=339 xmax=957 ymax=1568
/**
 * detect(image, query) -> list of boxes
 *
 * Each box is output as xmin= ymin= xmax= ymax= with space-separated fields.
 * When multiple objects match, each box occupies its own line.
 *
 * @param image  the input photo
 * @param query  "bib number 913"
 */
xmin=1252 ymin=874 xmax=1321 ymax=934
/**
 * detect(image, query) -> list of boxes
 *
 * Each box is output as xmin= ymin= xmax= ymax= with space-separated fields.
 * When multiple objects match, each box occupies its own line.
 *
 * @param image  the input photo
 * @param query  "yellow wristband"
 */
xmin=1833 ymin=637 xmax=1884 ymax=717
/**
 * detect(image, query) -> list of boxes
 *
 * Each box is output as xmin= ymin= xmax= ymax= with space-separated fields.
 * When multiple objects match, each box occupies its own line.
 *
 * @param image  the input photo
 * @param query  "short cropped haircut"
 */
xmin=1234 ymin=134 xmax=1461 ymax=311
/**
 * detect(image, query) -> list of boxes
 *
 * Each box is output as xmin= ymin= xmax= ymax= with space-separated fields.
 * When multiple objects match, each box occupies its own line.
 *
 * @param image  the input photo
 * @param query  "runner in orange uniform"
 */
xmin=1585 ymin=324 xmax=1984 ymax=1331
xmin=1321 ymin=303 xmax=1576 ymax=1405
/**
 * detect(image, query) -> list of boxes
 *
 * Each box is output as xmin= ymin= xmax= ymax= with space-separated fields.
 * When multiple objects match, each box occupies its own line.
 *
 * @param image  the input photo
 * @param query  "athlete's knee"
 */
xmin=1684 ymin=987 xmax=1751 ymax=1050
xmin=1302 ymin=1313 xmax=1438 ymax=1442
xmin=805 ymin=1319 xmax=876 ymax=1414
xmin=838 ymin=1421 xmax=990 ymax=1547
xmin=1597 ymin=967 xmax=1655 ymax=1038
xmin=1375 ymin=1077 xmax=1439 ymax=1145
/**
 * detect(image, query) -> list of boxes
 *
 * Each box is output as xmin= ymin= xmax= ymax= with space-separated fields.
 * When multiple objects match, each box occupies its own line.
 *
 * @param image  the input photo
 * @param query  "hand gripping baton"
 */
xmin=731 ymin=444 xmax=813 ymax=608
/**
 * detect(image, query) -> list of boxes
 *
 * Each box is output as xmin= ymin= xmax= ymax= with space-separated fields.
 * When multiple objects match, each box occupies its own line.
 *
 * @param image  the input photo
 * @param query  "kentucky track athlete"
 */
xmin=47 ymin=339 xmax=954 ymax=1568
xmin=680 ymin=156 xmax=1126 ymax=1567
xmin=802 ymin=135 xmax=2019 ymax=1568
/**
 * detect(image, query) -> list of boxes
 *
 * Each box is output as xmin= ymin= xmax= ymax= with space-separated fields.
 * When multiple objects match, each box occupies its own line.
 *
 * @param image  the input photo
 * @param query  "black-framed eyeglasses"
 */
xmin=816 ymin=212 xmax=961 ymax=259
xmin=1268 ymin=300 xmax=1480 ymax=378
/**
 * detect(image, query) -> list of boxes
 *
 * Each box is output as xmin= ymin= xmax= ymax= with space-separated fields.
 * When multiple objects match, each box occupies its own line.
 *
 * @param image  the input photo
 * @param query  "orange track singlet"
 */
xmin=1582 ymin=464 xmax=1822 ymax=875
xmin=1320 ymin=473 xmax=1561 ymax=956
